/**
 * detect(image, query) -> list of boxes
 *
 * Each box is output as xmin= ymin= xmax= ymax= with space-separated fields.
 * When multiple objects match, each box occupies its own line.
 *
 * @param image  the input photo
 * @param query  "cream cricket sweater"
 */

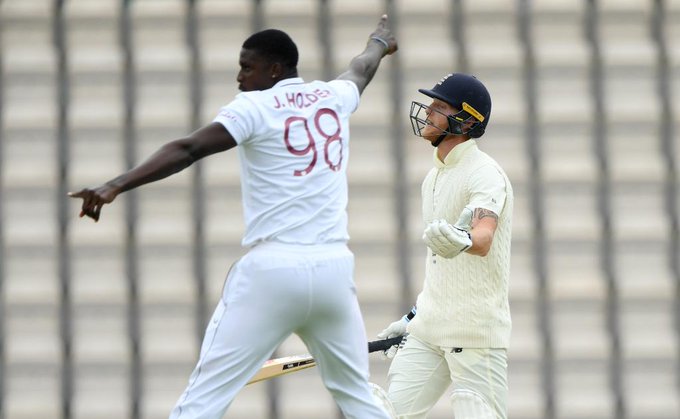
xmin=408 ymin=140 xmax=514 ymax=348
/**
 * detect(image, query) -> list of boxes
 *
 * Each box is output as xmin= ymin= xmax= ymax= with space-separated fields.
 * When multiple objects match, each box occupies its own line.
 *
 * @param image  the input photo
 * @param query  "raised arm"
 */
xmin=336 ymin=14 xmax=398 ymax=94
xmin=69 ymin=122 xmax=236 ymax=221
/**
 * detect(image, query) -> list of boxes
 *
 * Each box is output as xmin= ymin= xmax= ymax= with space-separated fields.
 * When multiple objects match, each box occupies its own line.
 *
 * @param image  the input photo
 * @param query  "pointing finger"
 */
xmin=377 ymin=14 xmax=387 ymax=29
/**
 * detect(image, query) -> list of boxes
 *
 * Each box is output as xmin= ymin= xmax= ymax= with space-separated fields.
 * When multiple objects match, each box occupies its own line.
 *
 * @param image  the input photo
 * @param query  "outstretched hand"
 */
xmin=370 ymin=14 xmax=398 ymax=56
xmin=68 ymin=184 xmax=119 ymax=222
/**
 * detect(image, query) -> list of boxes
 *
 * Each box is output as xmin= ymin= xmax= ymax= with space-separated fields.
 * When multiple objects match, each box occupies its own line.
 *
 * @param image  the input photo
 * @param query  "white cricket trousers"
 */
xmin=387 ymin=335 xmax=507 ymax=419
xmin=169 ymin=241 xmax=390 ymax=419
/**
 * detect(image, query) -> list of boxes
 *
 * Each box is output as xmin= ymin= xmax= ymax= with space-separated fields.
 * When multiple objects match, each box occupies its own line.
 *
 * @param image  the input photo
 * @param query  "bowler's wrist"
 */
xmin=369 ymin=36 xmax=389 ymax=57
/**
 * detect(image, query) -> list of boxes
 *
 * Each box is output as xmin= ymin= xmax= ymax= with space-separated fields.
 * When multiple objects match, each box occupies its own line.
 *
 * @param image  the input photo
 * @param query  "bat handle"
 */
xmin=368 ymin=336 xmax=404 ymax=353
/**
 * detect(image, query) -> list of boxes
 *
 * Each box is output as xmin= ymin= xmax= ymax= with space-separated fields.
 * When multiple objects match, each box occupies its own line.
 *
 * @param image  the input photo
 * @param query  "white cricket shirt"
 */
xmin=213 ymin=78 xmax=360 ymax=247
xmin=409 ymin=140 xmax=514 ymax=348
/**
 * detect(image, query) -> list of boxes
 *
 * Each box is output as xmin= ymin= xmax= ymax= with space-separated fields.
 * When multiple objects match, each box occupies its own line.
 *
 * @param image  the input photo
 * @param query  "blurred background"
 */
xmin=1 ymin=0 xmax=679 ymax=418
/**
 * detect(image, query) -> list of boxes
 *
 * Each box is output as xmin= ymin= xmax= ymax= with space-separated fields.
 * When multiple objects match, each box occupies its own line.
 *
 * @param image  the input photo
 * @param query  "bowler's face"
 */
xmin=237 ymin=49 xmax=275 ymax=92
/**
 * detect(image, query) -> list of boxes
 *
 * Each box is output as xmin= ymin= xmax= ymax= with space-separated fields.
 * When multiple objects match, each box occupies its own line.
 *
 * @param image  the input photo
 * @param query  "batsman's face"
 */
xmin=420 ymin=99 xmax=457 ymax=142
xmin=237 ymin=48 xmax=276 ymax=92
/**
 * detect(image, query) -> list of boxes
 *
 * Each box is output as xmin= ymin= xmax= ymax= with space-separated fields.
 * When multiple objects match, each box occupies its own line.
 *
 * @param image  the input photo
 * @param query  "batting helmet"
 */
xmin=415 ymin=73 xmax=492 ymax=139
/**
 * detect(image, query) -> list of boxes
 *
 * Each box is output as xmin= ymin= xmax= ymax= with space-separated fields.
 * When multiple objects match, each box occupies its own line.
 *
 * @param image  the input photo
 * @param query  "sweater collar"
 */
xmin=433 ymin=140 xmax=477 ymax=168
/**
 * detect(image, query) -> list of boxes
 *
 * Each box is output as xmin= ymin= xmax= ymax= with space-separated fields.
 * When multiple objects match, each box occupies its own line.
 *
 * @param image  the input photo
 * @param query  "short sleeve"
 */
xmin=467 ymin=164 xmax=508 ymax=216
xmin=327 ymin=79 xmax=361 ymax=114
xmin=212 ymin=95 xmax=258 ymax=145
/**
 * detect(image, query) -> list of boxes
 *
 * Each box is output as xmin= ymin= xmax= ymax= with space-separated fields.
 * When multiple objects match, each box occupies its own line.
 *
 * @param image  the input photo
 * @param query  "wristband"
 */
xmin=405 ymin=306 xmax=417 ymax=322
xmin=370 ymin=36 xmax=390 ymax=54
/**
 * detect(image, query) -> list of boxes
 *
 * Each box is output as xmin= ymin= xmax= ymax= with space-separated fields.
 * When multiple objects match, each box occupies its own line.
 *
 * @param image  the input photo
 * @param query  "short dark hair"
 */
xmin=242 ymin=29 xmax=299 ymax=69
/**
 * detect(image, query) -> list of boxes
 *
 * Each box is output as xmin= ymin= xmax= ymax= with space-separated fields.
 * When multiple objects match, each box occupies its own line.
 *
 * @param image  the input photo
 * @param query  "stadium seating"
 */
xmin=2 ymin=0 xmax=678 ymax=418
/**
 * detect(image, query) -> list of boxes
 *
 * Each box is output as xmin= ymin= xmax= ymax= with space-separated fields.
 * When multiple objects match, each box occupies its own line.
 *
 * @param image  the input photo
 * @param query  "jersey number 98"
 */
xmin=283 ymin=108 xmax=342 ymax=177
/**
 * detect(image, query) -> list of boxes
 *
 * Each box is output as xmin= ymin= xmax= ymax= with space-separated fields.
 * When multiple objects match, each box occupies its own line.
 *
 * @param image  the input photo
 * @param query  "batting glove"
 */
xmin=381 ymin=334 xmax=408 ymax=360
xmin=377 ymin=306 xmax=416 ymax=359
xmin=422 ymin=207 xmax=473 ymax=258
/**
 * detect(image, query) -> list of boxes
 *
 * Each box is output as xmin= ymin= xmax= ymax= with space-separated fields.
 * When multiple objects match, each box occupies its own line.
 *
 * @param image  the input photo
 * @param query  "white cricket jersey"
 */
xmin=213 ymin=77 xmax=360 ymax=247
xmin=409 ymin=140 xmax=514 ymax=348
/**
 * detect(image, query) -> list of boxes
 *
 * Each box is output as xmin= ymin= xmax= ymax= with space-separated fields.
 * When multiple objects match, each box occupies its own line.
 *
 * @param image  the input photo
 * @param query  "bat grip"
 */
xmin=367 ymin=336 xmax=404 ymax=353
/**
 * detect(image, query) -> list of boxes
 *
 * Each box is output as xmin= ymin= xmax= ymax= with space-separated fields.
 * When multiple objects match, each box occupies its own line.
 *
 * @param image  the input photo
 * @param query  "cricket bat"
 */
xmin=247 ymin=336 xmax=404 ymax=384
